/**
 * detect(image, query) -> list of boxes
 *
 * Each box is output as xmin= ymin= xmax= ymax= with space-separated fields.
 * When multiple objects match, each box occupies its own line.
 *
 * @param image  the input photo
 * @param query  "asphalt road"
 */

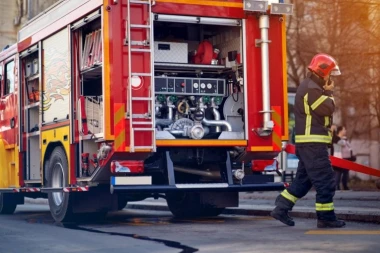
xmin=1 ymin=204 xmax=380 ymax=253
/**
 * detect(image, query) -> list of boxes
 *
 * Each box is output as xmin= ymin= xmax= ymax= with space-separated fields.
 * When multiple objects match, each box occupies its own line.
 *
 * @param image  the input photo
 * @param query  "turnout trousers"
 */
xmin=275 ymin=144 xmax=337 ymax=221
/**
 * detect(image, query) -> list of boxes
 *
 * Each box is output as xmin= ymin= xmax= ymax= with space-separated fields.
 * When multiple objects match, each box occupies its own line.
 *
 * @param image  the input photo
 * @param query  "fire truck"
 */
xmin=0 ymin=0 xmax=293 ymax=222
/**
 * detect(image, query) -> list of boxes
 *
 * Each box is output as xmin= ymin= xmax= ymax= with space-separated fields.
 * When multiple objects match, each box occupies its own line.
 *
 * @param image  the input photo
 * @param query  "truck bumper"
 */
xmin=110 ymin=179 xmax=285 ymax=194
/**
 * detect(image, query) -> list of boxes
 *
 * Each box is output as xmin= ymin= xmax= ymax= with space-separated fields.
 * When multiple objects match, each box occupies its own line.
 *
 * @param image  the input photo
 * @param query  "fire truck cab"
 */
xmin=0 ymin=0 xmax=293 ymax=222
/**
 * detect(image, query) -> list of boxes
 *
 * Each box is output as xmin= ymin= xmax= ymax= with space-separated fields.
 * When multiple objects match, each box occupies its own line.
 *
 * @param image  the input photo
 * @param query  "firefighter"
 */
xmin=271 ymin=53 xmax=346 ymax=228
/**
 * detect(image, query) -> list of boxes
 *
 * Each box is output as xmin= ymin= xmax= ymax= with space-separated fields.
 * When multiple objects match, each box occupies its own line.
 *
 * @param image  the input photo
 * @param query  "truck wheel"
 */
xmin=118 ymin=199 xmax=128 ymax=210
xmin=80 ymin=211 xmax=108 ymax=222
xmin=166 ymin=192 xmax=224 ymax=218
xmin=47 ymin=146 xmax=75 ymax=223
xmin=0 ymin=193 xmax=17 ymax=214
xmin=376 ymin=180 xmax=380 ymax=190
xmin=199 ymin=206 xmax=225 ymax=217
xmin=166 ymin=192 xmax=202 ymax=218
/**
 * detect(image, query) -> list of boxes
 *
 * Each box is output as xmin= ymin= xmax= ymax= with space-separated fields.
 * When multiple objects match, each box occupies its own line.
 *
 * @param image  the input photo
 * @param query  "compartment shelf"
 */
xmin=26 ymin=74 xmax=40 ymax=82
xmin=154 ymin=62 xmax=243 ymax=74
xmin=24 ymin=180 xmax=42 ymax=185
xmin=80 ymin=133 xmax=104 ymax=140
xmin=27 ymin=131 xmax=40 ymax=137
xmin=155 ymin=62 xmax=229 ymax=72
xmin=81 ymin=64 xmax=102 ymax=80
xmin=25 ymin=102 xmax=40 ymax=109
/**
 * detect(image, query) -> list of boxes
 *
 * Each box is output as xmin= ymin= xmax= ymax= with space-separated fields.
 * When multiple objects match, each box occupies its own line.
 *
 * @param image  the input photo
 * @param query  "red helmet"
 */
xmin=308 ymin=53 xmax=341 ymax=78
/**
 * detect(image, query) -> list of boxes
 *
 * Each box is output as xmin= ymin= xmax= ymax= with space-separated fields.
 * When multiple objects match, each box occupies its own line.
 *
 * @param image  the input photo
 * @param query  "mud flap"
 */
xmin=71 ymin=191 xmax=119 ymax=213
xmin=200 ymin=192 xmax=238 ymax=208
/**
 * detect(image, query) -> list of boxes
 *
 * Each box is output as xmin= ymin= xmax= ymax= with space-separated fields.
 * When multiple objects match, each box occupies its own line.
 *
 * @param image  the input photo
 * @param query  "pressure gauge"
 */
xmin=193 ymin=83 xmax=199 ymax=89
xmin=201 ymin=83 xmax=206 ymax=89
xmin=207 ymin=83 xmax=212 ymax=89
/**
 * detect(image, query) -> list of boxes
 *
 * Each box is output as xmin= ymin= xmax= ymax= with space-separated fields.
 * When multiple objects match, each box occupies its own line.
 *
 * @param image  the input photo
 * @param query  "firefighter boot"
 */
xmin=317 ymin=219 xmax=346 ymax=228
xmin=270 ymin=207 xmax=295 ymax=226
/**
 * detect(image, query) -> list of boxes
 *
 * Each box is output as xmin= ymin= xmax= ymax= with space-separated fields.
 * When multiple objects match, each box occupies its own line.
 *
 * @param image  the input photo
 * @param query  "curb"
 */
xmin=126 ymin=203 xmax=380 ymax=224
xmin=225 ymin=208 xmax=380 ymax=224
xmin=25 ymin=198 xmax=380 ymax=224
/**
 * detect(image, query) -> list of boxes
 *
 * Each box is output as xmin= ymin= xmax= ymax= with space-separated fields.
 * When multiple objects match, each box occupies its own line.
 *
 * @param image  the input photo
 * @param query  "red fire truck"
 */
xmin=0 ymin=0 xmax=293 ymax=222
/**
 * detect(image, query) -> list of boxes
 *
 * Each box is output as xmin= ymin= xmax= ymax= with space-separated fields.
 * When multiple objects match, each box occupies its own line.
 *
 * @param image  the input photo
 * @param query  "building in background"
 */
xmin=0 ymin=0 xmax=60 ymax=49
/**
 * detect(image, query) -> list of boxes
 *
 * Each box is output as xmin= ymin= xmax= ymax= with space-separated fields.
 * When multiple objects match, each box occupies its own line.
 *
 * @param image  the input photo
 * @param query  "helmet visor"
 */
xmin=330 ymin=66 xmax=341 ymax=76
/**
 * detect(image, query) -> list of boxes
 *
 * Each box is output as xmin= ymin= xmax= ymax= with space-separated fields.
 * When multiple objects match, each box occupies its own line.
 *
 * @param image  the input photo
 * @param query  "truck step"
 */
xmin=131 ymin=48 xmax=151 ymax=53
xmin=129 ymin=0 xmax=151 ymax=4
xmin=131 ymin=72 xmax=152 ymax=77
xmin=175 ymin=183 xmax=229 ymax=189
xmin=131 ymin=97 xmax=154 ymax=101
xmin=133 ymin=128 xmax=155 ymax=131
xmin=130 ymin=40 xmax=150 ymax=46
xmin=130 ymin=24 xmax=151 ymax=29
xmin=134 ymin=146 xmax=154 ymax=149
xmin=132 ymin=121 xmax=153 ymax=125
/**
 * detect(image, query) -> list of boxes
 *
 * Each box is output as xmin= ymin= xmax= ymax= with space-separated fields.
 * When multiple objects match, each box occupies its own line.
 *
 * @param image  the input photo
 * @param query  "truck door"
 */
xmin=0 ymin=58 xmax=17 ymax=151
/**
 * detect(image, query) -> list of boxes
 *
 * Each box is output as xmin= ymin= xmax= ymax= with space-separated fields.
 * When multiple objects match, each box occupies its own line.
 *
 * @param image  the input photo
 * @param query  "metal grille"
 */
xmin=85 ymin=96 xmax=103 ymax=135
xmin=211 ymin=27 xmax=242 ymax=61
xmin=154 ymin=41 xmax=188 ymax=63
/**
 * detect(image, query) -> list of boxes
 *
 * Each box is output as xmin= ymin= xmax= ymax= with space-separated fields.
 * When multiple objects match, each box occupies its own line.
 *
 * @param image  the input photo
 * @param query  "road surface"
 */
xmin=1 ymin=204 xmax=380 ymax=253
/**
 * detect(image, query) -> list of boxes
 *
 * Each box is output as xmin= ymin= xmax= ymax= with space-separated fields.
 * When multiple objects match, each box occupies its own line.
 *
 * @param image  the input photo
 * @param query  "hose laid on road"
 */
xmin=285 ymin=144 xmax=380 ymax=177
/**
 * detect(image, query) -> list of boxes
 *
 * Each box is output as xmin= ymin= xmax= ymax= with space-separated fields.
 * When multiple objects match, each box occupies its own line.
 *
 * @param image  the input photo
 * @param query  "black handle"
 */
xmin=158 ymin=43 xmax=170 ymax=50
xmin=10 ymin=117 xmax=15 ymax=129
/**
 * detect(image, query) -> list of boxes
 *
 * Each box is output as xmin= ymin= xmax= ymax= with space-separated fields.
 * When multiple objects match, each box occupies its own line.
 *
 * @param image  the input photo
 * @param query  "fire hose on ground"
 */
xmin=285 ymin=144 xmax=380 ymax=178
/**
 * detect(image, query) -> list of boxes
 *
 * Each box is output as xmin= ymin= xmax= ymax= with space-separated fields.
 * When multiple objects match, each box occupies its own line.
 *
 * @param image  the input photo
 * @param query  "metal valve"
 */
xmin=232 ymin=162 xmax=245 ymax=185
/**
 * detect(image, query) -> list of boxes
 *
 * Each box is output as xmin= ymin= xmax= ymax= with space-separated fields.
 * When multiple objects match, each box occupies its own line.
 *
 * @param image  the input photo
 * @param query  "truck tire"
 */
xmin=376 ymin=180 xmax=380 ymax=190
xmin=0 ymin=193 xmax=17 ymax=214
xmin=118 ymin=199 xmax=128 ymax=210
xmin=166 ymin=192 xmax=224 ymax=218
xmin=199 ymin=206 xmax=225 ymax=217
xmin=47 ymin=146 xmax=76 ymax=222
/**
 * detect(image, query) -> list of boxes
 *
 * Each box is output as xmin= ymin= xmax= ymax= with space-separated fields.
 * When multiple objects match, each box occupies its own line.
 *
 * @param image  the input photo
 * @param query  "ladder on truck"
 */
xmin=126 ymin=0 xmax=156 ymax=152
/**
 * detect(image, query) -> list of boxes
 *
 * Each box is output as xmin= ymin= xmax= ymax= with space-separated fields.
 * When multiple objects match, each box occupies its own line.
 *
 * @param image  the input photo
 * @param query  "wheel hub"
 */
xmin=51 ymin=163 xmax=65 ymax=206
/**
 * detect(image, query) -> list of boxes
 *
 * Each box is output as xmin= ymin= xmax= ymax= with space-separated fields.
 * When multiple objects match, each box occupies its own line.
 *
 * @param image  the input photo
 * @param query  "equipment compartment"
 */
xmin=20 ymin=44 xmax=42 ymax=182
xmin=153 ymin=20 xmax=245 ymax=140
xmin=71 ymin=12 xmax=104 ymax=178
xmin=73 ymin=13 xmax=104 ymax=139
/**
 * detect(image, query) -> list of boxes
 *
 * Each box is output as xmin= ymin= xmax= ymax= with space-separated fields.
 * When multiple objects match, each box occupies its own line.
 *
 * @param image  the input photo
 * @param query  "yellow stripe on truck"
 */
xmin=250 ymin=146 xmax=274 ymax=152
xmin=272 ymin=106 xmax=282 ymax=151
xmin=281 ymin=16 xmax=289 ymax=141
xmin=103 ymin=1 xmax=114 ymax=140
xmin=114 ymin=103 xmax=126 ymax=152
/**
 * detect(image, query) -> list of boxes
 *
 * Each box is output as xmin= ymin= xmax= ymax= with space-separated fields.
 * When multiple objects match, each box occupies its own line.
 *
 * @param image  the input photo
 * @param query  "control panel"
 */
xmin=155 ymin=77 xmax=226 ymax=96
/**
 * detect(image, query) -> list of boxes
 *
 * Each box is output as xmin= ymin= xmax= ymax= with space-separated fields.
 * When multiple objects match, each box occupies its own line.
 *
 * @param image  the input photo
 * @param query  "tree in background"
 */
xmin=286 ymin=0 xmax=380 ymax=143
